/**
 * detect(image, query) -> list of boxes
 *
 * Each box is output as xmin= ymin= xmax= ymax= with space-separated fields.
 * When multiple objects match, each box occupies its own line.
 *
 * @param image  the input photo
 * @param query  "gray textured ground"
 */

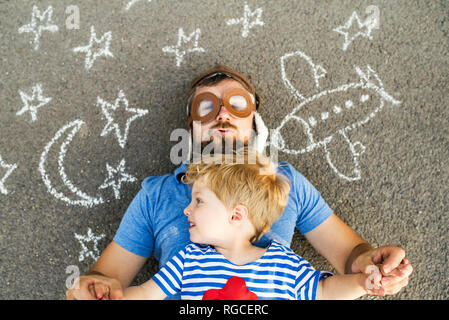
xmin=0 ymin=0 xmax=447 ymax=299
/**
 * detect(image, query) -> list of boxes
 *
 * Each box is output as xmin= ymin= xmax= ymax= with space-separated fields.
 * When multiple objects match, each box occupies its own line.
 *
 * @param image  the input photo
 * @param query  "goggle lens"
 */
xmin=228 ymin=95 xmax=248 ymax=111
xmin=198 ymin=99 xmax=214 ymax=117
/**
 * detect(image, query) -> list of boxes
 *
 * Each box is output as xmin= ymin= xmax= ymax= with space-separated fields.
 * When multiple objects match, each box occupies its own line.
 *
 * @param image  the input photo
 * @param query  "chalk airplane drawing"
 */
xmin=226 ymin=2 xmax=265 ymax=38
xmin=281 ymin=51 xmax=327 ymax=100
xmin=39 ymin=119 xmax=105 ymax=207
xmin=0 ymin=154 xmax=18 ymax=195
xmin=271 ymin=51 xmax=401 ymax=181
xmin=73 ymin=26 xmax=113 ymax=71
xmin=74 ymin=228 xmax=105 ymax=262
xmin=162 ymin=28 xmax=205 ymax=67
xmin=18 ymin=5 xmax=59 ymax=51
xmin=16 ymin=83 xmax=52 ymax=122
xmin=125 ymin=0 xmax=152 ymax=11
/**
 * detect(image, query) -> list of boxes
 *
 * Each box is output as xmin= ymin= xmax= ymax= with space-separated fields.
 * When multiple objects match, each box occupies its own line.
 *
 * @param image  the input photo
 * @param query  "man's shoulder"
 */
xmin=275 ymin=161 xmax=309 ymax=187
xmin=140 ymin=168 xmax=182 ymax=193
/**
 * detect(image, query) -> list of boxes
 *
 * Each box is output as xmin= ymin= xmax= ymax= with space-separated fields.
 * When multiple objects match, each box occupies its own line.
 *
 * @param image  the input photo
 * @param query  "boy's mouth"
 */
xmin=188 ymin=220 xmax=196 ymax=230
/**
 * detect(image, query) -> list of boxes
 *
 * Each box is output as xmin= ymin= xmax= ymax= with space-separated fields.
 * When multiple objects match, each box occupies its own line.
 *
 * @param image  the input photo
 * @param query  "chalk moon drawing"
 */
xmin=272 ymin=51 xmax=401 ymax=181
xmin=39 ymin=119 xmax=104 ymax=208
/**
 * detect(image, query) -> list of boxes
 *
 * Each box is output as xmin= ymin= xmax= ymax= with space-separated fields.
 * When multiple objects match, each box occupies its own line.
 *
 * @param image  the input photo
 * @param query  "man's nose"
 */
xmin=216 ymin=103 xmax=231 ymax=122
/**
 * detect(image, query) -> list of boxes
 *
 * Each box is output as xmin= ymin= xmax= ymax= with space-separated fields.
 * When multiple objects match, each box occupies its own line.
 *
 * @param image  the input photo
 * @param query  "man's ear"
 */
xmin=230 ymin=204 xmax=249 ymax=224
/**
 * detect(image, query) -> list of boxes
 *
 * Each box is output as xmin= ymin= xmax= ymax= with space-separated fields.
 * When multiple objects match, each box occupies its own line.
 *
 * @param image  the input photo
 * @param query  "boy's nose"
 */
xmin=184 ymin=207 xmax=191 ymax=216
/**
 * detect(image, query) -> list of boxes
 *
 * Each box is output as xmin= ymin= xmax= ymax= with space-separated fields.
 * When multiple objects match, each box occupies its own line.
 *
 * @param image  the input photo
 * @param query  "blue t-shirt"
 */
xmin=153 ymin=241 xmax=332 ymax=300
xmin=113 ymin=161 xmax=333 ymax=268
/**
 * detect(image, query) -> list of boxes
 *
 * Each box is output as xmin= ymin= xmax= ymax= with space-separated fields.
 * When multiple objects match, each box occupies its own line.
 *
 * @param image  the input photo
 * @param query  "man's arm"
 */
xmin=304 ymin=213 xmax=413 ymax=296
xmin=88 ymin=241 xmax=147 ymax=288
xmin=66 ymin=241 xmax=147 ymax=300
xmin=304 ymin=213 xmax=370 ymax=275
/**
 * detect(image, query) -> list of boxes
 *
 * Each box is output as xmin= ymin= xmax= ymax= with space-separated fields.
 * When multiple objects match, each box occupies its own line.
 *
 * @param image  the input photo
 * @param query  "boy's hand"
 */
xmin=66 ymin=274 xmax=124 ymax=300
xmin=351 ymin=246 xmax=413 ymax=296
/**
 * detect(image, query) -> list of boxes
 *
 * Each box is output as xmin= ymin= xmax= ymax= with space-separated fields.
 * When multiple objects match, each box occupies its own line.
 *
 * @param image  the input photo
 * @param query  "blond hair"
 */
xmin=182 ymin=150 xmax=290 ymax=242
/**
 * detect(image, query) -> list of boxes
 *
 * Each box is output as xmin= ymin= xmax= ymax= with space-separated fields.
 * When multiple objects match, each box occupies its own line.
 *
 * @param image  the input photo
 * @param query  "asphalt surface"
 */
xmin=0 ymin=0 xmax=447 ymax=299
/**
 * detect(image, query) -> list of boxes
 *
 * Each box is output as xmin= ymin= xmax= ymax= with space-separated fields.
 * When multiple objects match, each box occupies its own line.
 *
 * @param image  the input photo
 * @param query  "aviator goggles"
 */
xmin=187 ymin=87 xmax=256 ymax=126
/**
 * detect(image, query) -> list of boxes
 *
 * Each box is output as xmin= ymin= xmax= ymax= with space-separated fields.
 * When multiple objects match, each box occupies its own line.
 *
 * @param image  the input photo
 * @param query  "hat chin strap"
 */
xmin=186 ymin=111 xmax=269 ymax=162
xmin=252 ymin=111 xmax=269 ymax=154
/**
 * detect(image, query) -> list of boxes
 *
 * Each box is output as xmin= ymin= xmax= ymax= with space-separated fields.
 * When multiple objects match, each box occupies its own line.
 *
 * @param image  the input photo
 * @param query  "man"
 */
xmin=66 ymin=65 xmax=412 ymax=300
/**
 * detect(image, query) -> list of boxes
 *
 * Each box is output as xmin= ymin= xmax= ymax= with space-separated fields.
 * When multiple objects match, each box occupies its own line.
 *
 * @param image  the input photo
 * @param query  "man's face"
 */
xmin=192 ymin=79 xmax=255 ymax=147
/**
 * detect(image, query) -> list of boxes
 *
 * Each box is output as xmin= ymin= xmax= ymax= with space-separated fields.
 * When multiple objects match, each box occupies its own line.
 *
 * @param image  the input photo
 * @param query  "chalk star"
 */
xmin=125 ymin=0 xmax=152 ymax=11
xmin=0 ymin=154 xmax=17 ymax=195
xmin=99 ymin=159 xmax=137 ymax=200
xmin=73 ymin=25 xmax=114 ymax=71
xmin=74 ymin=228 xmax=106 ymax=262
xmin=226 ymin=2 xmax=264 ymax=38
xmin=333 ymin=11 xmax=376 ymax=51
xmin=18 ymin=5 xmax=59 ymax=51
xmin=16 ymin=83 xmax=52 ymax=122
xmin=162 ymin=28 xmax=206 ymax=67
xmin=97 ymin=89 xmax=148 ymax=148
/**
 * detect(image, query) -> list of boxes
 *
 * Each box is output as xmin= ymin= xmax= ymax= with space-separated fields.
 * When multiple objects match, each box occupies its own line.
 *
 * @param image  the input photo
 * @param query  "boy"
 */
xmin=122 ymin=151 xmax=375 ymax=300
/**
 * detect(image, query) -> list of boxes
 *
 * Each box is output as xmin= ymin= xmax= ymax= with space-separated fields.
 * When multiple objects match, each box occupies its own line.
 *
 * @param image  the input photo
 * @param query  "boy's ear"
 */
xmin=230 ymin=204 xmax=249 ymax=224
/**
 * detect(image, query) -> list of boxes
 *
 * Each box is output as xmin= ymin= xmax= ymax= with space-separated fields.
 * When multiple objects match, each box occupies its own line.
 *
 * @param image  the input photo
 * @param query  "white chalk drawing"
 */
xmin=16 ymin=83 xmax=52 ymax=122
xmin=0 ymin=154 xmax=18 ymax=195
xmin=18 ymin=5 xmax=59 ymax=51
xmin=39 ymin=119 xmax=105 ymax=207
xmin=98 ymin=158 xmax=137 ymax=200
xmin=97 ymin=89 xmax=149 ymax=149
xmin=125 ymin=0 xmax=152 ymax=11
xmin=333 ymin=11 xmax=378 ymax=51
xmin=272 ymin=51 xmax=401 ymax=181
xmin=280 ymin=51 xmax=327 ymax=101
xmin=162 ymin=28 xmax=206 ymax=67
xmin=74 ymin=228 xmax=105 ymax=262
xmin=226 ymin=2 xmax=264 ymax=38
xmin=73 ymin=25 xmax=113 ymax=71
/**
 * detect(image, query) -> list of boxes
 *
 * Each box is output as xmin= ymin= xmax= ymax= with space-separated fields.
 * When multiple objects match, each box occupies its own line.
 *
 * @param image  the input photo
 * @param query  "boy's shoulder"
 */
xmin=184 ymin=242 xmax=215 ymax=255
xmin=270 ymin=240 xmax=295 ymax=254
xmin=269 ymin=241 xmax=307 ymax=263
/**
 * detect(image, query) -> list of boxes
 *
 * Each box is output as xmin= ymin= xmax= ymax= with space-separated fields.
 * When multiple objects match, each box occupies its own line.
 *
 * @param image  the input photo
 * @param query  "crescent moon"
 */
xmin=39 ymin=119 xmax=104 ymax=208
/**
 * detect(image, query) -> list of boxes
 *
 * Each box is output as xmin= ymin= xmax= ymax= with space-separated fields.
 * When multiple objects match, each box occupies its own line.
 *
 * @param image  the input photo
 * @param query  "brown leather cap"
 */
xmin=186 ymin=64 xmax=260 ymax=112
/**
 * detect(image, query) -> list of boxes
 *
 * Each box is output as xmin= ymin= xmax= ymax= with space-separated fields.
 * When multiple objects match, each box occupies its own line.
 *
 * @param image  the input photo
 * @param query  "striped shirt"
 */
xmin=152 ymin=241 xmax=332 ymax=300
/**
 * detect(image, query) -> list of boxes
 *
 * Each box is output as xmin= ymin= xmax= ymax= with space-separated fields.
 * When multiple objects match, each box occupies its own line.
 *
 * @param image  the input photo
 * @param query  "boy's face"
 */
xmin=183 ymin=180 xmax=232 ymax=246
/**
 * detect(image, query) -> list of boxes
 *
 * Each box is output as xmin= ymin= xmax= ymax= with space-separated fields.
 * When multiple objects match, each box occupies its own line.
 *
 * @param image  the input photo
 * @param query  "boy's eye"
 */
xmin=195 ymin=198 xmax=201 ymax=204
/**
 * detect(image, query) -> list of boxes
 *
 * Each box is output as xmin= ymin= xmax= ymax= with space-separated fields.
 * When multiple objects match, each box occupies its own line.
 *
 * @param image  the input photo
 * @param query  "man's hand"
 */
xmin=351 ymin=246 xmax=413 ymax=296
xmin=66 ymin=274 xmax=124 ymax=300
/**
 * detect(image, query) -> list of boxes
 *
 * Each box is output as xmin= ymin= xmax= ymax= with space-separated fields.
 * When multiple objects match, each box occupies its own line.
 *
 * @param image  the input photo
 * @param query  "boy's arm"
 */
xmin=123 ymin=247 xmax=186 ymax=300
xmin=123 ymin=279 xmax=167 ymax=300
xmin=316 ymin=273 xmax=367 ymax=300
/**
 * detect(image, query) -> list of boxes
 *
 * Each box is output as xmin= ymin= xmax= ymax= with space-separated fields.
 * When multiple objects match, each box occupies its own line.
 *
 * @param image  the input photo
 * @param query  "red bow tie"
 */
xmin=202 ymin=276 xmax=259 ymax=300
